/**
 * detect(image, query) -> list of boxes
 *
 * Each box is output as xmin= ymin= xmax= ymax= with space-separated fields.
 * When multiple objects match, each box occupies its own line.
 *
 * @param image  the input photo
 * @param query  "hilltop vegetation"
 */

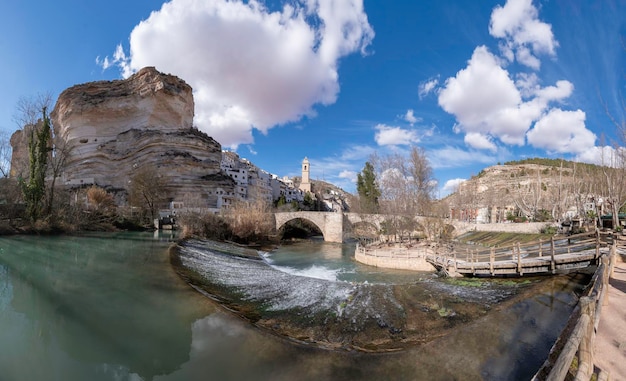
xmin=503 ymin=158 xmax=602 ymax=172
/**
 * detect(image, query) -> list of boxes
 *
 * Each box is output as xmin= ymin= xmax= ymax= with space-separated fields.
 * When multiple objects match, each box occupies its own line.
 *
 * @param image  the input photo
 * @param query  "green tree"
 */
xmin=21 ymin=107 xmax=51 ymax=222
xmin=303 ymin=192 xmax=314 ymax=210
xmin=357 ymin=161 xmax=380 ymax=213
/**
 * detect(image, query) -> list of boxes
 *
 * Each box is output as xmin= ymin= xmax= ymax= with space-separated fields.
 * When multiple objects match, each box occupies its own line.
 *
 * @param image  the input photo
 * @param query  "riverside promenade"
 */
xmin=593 ymin=254 xmax=626 ymax=380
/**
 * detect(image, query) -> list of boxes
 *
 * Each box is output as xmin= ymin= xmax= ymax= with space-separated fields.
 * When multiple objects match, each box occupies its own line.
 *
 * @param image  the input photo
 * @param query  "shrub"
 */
xmin=178 ymin=211 xmax=231 ymax=241
xmin=541 ymin=224 xmax=558 ymax=235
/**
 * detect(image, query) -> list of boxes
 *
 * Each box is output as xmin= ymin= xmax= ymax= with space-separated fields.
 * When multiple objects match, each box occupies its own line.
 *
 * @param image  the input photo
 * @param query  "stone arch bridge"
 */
xmin=274 ymin=211 xmax=458 ymax=243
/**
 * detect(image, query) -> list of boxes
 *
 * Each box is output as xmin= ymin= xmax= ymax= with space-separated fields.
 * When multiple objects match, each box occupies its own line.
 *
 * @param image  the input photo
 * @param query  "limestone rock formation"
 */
xmin=47 ymin=66 xmax=234 ymax=208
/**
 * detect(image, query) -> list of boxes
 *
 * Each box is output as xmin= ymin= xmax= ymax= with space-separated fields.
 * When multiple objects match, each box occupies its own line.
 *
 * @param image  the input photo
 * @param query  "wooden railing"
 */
xmin=426 ymin=230 xmax=608 ymax=276
xmin=532 ymin=239 xmax=617 ymax=380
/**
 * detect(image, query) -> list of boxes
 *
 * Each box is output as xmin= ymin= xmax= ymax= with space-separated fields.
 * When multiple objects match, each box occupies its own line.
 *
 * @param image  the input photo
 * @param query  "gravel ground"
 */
xmin=593 ymin=254 xmax=626 ymax=379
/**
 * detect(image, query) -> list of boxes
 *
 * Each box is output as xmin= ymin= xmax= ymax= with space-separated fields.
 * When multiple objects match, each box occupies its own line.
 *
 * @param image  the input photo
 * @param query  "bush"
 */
xmin=225 ymin=200 xmax=275 ymax=243
xmin=541 ymin=224 xmax=558 ymax=235
xmin=178 ymin=211 xmax=232 ymax=241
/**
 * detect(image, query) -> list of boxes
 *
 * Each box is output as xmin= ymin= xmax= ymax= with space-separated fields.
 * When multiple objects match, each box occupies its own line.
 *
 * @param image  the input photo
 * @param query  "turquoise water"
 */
xmin=264 ymin=239 xmax=436 ymax=283
xmin=0 ymin=233 xmax=582 ymax=380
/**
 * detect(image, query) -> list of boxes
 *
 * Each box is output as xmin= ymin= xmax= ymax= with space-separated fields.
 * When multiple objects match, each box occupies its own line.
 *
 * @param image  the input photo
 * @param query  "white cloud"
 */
xmin=418 ymin=77 xmax=439 ymax=99
xmin=526 ymin=109 xmax=595 ymax=154
xmin=338 ymin=170 xmax=357 ymax=182
xmin=515 ymin=72 xmax=539 ymax=98
xmin=575 ymin=146 xmax=626 ymax=167
xmin=428 ymin=146 xmax=498 ymax=169
xmin=437 ymin=44 xmax=593 ymax=155
xmin=464 ymin=132 xmax=497 ymax=152
xmin=374 ymin=124 xmax=420 ymax=146
xmin=442 ymin=178 xmax=466 ymax=194
xmin=403 ymin=109 xmax=419 ymax=125
xmin=489 ymin=0 xmax=558 ymax=69
xmin=438 ymin=46 xmax=527 ymax=143
xmin=338 ymin=144 xmax=376 ymax=161
xmin=246 ymin=145 xmax=257 ymax=155
xmin=100 ymin=0 xmax=373 ymax=149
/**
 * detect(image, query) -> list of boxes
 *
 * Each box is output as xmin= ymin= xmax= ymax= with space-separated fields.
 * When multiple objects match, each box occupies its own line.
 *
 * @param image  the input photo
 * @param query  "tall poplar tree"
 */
xmin=357 ymin=161 xmax=380 ymax=213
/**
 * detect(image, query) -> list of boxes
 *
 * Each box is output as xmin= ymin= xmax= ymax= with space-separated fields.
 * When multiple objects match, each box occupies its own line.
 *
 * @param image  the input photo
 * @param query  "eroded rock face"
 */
xmin=48 ymin=66 xmax=234 ymax=207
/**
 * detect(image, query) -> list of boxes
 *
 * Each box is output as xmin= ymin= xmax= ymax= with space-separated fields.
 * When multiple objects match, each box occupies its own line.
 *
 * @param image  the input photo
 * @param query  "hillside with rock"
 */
xmin=13 ymin=67 xmax=234 ymax=208
xmin=447 ymin=159 xmax=608 ymax=223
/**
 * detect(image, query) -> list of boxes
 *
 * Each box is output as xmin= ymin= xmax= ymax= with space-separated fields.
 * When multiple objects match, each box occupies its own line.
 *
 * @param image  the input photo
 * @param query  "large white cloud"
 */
xmin=437 ymin=43 xmax=594 ymax=155
xmin=489 ymin=0 xmax=558 ymax=69
xmin=103 ymin=0 xmax=373 ymax=148
xmin=526 ymin=109 xmax=595 ymax=154
xmin=438 ymin=46 xmax=530 ymax=145
xmin=438 ymin=47 xmax=520 ymax=130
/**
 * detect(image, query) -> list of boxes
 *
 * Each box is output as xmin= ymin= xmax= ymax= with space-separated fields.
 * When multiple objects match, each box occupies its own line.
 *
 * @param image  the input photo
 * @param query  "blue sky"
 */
xmin=1 ymin=0 xmax=624 ymax=196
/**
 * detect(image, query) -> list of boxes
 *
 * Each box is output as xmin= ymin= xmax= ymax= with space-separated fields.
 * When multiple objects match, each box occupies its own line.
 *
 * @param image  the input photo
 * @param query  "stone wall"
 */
xmin=354 ymin=244 xmax=436 ymax=272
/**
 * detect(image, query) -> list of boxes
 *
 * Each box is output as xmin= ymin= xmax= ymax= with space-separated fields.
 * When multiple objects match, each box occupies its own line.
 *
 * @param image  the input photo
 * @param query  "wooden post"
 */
xmin=595 ymin=228 xmax=600 ymax=260
xmin=575 ymin=297 xmax=595 ymax=381
xmin=453 ymin=250 xmax=457 ymax=272
xmin=490 ymin=247 xmax=495 ymax=276
xmin=517 ymin=242 xmax=522 ymax=275
xmin=550 ymin=236 xmax=556 ymax=274
xmin=471 ymin=249 xmax=474 ymax=273
xmin=539 ymin=238 xmax=543 ymax=257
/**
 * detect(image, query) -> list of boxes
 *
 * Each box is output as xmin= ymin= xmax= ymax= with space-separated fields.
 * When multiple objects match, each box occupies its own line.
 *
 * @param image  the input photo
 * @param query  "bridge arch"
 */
xmin=274 ymin=212 xmax=344 ymax=243
xmin=276 ymin=217 xmax=324 ymax=239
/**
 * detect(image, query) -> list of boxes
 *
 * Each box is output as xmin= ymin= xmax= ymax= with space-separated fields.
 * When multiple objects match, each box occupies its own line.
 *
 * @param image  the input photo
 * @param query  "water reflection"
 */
xmin=0 ymin=233 xmax=213 ymax=381
xmin=0 ymin=234 xmax=587 ymax=381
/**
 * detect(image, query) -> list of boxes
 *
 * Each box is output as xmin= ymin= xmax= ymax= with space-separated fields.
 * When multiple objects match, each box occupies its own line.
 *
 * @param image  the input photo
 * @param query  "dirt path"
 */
xmin=593 ymin=256 xmax=626 ymax=379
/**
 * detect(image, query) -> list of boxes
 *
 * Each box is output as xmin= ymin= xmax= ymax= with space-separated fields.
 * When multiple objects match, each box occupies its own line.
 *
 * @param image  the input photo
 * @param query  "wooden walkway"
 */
xmin=425 ymin=231 xmax=610 ymax=277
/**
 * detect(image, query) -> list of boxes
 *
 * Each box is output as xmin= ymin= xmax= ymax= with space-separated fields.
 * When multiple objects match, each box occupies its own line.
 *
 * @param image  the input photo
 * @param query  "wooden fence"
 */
xmin=427 ymin=231 xmax=608 ymax=276
xmin=532 ymin=239 xmax=617 ymax=380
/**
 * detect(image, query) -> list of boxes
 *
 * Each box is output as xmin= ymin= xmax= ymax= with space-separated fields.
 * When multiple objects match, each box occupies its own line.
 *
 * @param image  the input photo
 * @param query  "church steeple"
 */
xmin=300 ymin=157 xmax=311 ymax=192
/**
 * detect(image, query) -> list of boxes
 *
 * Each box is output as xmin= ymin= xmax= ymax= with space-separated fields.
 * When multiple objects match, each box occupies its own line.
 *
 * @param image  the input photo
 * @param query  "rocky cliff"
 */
xmin=47 ymin=66 xmax=234 ymax=208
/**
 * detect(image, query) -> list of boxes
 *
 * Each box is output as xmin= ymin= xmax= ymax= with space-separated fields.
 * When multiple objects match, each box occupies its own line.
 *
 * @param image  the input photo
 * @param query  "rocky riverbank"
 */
xmin=170 ymin=238 xmax=591 ymax=353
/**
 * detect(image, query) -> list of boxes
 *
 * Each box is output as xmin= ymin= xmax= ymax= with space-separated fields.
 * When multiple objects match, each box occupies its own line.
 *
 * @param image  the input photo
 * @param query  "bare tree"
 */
xmin=45 ymin=133 xmax=74 ymax=215
xmin=513 ymin=167 xmax=544 ymax=221
xmin=128 ymin=164 xmax=168 ymax=223
xmin=371 ymin=145 xmax=436 ymax=239
xmin=0 ymin=130 xmax=10 ymax=178
xmin=600 ymin=145 xmax=626 ymax=229
xmin=12 ymin=92 xmax=53 ymax=130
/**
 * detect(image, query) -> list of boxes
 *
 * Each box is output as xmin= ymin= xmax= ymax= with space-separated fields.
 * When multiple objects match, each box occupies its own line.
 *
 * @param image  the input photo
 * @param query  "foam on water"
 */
xmin=179 ymin=241 xmax=355 ymax=312
xmin=268 ymin=264 xmax=343 ymax=282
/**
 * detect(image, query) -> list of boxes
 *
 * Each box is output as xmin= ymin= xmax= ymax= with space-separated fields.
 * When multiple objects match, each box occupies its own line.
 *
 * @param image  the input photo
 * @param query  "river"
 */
xmin=0 ymin=233 xmax=586 ymax=380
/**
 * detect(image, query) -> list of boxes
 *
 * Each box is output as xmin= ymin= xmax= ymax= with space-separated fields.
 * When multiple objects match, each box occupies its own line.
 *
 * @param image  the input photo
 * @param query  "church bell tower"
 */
xmin=300 ymin=157 xmax=311 ymax=193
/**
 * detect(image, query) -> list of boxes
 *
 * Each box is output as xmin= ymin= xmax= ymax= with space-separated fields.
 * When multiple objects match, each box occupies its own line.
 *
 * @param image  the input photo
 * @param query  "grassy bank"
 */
xmin=455 ymin=231 xmax=555 ymax=247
